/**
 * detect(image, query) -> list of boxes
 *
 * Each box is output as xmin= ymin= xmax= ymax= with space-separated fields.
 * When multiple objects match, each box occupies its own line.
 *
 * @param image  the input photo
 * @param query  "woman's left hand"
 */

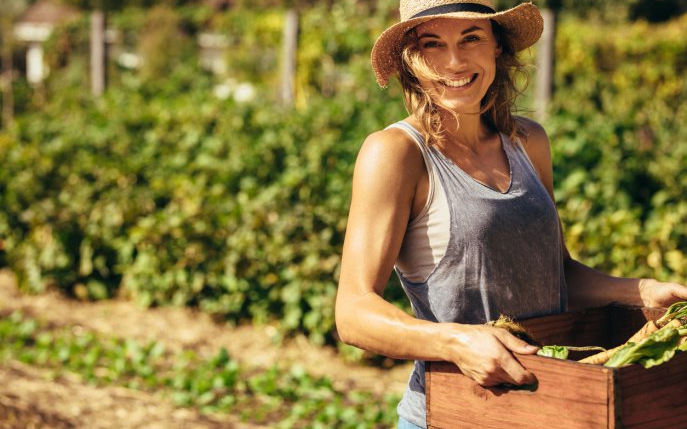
xmin=639 ymin=278 xmax=687 ymax=308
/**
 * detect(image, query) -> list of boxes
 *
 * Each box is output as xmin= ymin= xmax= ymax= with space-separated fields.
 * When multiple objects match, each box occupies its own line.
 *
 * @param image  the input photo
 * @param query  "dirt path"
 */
xmin=0 ymin=269 xmax=411 ymax=428
xmin=0 ymin=360 xmax=254 ymax=429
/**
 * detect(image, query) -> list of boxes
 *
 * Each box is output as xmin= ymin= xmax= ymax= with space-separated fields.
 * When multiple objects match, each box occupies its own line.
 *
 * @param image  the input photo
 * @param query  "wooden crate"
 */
xmin=426 ymin=305 xmax=687 ymax=429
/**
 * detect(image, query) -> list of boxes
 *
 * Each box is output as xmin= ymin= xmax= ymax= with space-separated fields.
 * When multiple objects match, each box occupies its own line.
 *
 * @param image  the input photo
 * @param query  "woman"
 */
xmin=334 ymin=1 xmax=687 ymax=428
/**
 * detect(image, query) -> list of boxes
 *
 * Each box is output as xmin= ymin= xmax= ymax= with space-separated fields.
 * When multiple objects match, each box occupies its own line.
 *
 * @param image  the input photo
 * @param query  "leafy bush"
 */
xmin=547 ymin=15 xmax=687 ymax=280
xmin=1 ymin=0 xmax=413 ymax=345
xmin=1 ymin=5 xmax=685 ymax=347
xmin=136 ymin=5 xmax=196 ymax=82
xmin=0 ymin=43 xmax=406 ymax=346
xmin=495 ymin=0 xmax=686 ymax=23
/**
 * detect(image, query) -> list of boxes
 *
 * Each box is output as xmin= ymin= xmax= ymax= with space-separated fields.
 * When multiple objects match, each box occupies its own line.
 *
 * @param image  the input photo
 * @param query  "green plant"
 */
xmin=1 ymin=6 xmax=685 ymax=351
xmin=546 ymin=14 xmax=687 ymax=281
xmin=0 ymin=311 xmax=400 ymax=427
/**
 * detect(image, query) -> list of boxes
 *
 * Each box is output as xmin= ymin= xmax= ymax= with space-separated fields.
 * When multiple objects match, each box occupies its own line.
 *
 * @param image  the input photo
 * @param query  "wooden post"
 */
xmin=535 ymin=8 xmax=556 ymax=122
xmin=279 ymin=8 xmax=298 ymax=107
xmin=1 ymin=15 xmax=14 ymax=129
xmin=90 ymin=10 xmax=106 ymax=97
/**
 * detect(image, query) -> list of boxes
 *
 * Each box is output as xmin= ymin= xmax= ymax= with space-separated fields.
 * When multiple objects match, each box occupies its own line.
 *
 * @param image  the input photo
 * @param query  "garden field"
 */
xmin=1 ymin=1 xmax=686 ymax=427
xmin=0 ymin=269 xmax=410 ymax=428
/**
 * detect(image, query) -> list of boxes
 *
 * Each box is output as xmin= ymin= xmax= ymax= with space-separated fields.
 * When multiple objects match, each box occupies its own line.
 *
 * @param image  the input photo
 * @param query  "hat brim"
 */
xmin=370 ymin=2 xmax=543 ymax=87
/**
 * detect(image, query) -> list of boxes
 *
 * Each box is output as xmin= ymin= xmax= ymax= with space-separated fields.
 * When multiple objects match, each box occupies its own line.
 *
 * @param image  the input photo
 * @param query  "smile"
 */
xmin=440 ymin=74 xmax=476 ymax=88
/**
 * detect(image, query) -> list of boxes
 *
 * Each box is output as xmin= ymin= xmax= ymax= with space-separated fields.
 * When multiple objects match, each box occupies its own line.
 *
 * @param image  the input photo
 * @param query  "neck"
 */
xmin=438 ymin=109 xmax=493 ymax=149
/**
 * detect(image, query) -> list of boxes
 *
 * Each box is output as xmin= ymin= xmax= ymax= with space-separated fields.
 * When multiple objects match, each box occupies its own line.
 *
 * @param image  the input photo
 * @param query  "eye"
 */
xmin=462 ymin=34 xmax=481 ymax=44
xmin=421 ymin=40 xmax=442 ymax=49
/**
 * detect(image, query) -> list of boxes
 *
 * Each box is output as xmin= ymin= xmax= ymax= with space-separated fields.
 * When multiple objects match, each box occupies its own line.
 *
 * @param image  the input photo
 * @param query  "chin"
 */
xmin=436 ymin=100 xmax=482 ymax=115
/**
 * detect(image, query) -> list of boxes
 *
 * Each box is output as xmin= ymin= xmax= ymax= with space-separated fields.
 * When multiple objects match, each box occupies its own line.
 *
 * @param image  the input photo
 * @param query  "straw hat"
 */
xmin=371 ymin=0 xmax=543 ymax=87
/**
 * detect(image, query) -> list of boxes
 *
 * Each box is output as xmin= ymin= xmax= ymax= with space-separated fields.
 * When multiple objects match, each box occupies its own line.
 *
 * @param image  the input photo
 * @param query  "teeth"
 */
xmin=442 ymin=75 xmax=473 ymax=88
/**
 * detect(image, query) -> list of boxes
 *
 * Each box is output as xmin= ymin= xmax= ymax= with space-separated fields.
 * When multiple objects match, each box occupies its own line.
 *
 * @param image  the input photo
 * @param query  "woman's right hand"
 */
xmin=442 ymin=324 xmax=539 ymax=387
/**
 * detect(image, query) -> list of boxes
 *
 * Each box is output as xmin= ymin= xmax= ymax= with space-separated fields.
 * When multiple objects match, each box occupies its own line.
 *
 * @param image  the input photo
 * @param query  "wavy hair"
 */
xmin=398 ymin=20 xmax=529 ymax=145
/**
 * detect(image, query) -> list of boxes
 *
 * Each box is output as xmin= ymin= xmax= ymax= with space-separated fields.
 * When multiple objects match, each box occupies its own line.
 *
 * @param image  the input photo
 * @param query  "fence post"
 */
xmin=535 ymin=8 xmax=556 ymax=122
xmin=90 ymin=9 xmax=106 ymax=97
xmin=279 ymin=8 xmax=298 ymax=107
xmin=1 ymin=15 xmax=14 ymax=129
xmin=0 ymin=0 xmax=25 ymax=128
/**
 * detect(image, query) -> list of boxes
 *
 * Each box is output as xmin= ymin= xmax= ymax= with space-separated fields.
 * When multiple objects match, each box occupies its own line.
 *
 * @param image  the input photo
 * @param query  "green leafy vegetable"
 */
xmin=656 ymin=301 xmax=687 ymax=326
xmin=538 ymin=346 xmax=570 ymax=360
xmin=605 ymin=325 xmax=681 ymax=368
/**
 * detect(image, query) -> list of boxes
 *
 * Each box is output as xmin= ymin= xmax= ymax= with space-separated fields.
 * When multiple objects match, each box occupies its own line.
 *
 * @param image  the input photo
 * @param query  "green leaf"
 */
xmin=657 ymin=301 xmax=687 ymax=326
xmin=605 ymin=326 xmax=681 ymax=368
xmin=538 ymin=346 xmax=570 ymax=360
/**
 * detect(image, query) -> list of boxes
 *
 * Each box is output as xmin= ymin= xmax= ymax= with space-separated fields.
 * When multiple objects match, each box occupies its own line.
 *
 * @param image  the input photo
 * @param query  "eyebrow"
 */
xmin=417 ymin=25 xmax=485 ymax=39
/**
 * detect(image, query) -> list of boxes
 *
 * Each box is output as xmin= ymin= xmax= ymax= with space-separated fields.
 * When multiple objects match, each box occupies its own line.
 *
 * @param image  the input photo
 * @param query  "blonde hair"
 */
xmin=399 ymin=20 xmax=529 ymax=145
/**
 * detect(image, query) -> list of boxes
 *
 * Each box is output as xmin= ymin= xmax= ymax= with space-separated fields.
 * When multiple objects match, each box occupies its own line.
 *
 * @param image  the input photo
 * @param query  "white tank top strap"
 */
xmin=385 ymin=121 xmax=436 ymax=225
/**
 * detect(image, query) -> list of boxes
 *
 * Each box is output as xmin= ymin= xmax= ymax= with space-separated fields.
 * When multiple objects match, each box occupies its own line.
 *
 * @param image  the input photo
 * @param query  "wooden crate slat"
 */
xmin=427 ymin=356 xmax=612 ymax=429
xmin=608 ymin=305 xmax=662 ymax=345
xmin=622 ymin=409 xmax=687 ymax=429
xmin=520 ymin=306 xmax=612 ymax=347
xmin=616 ymin=353 xmax=687 ymax=428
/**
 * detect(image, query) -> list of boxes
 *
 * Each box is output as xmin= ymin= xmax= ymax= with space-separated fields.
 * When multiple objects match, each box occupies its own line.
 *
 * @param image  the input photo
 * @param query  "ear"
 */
xmin=495 ymin=44 xmax=503 ymax=57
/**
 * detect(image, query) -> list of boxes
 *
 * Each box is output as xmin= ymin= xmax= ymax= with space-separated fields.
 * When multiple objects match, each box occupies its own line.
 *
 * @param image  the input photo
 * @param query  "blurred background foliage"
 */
xmin=0 ymin=0 xmax=685 ymax=347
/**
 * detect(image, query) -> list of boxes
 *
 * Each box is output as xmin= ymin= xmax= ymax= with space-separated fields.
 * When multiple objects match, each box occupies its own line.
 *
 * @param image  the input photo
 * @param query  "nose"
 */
xmin=447 ymin=45 xmax=467 ymax=69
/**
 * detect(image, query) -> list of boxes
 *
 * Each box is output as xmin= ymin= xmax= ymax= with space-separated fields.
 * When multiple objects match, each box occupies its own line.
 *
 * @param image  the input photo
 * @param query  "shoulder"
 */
xmin=354 ymin=126 xmax=425 ymax=180
xmin=350 ymin=125 xmax=428 ymax=215
xmin=513 ymin=116 xmax=556 ymax=195
xmin=514 ymin=116 xmax=550 ymax=153
xmin=359 ymin=126 xmax=423 ymax=161
xmin=512 ymin=116 xmax=552 ymax=165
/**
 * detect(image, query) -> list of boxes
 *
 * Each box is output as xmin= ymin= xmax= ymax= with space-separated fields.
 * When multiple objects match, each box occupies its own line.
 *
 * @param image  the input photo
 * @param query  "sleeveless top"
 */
xmin=388 ymin=121 xmax=567 ymax=428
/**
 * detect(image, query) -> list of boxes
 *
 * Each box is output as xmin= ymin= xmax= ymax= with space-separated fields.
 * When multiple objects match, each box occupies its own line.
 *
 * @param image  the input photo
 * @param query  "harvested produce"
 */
xmin=491 ymin=301 xmax=687 ymax=369
xmin=604 ymin=322 xmax=686 ymax=368
xmin=487 ymin=315 xmax=542 ymax=346
xmin=538 ymin=345 xmax=606 ymax=360
xmin=577 ymin=319 xmax=659 ymax=364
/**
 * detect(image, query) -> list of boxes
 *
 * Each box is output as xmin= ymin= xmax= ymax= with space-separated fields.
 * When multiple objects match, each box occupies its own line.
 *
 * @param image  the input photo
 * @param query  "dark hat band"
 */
xmin=410 ymin=3 xmax=496 ymax=19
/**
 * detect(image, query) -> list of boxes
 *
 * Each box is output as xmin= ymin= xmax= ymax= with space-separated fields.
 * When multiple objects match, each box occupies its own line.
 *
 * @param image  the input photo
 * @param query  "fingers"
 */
xmin=668 ymin=282 xmax=687 ymax=302
xmin=498 ymin=352 xmax=537 ymax=386
xmin=492 ymin=330 xmax=538 ymax=385
xmin=464 ymin=354 xmax=535 ymax=387
xmin=640 ymin=279 xmax=687 ymax=308
xmin=453 ymin=328 xmax=537 ymax=387
xmin=497 ymin=330 xmax=540 ymax=355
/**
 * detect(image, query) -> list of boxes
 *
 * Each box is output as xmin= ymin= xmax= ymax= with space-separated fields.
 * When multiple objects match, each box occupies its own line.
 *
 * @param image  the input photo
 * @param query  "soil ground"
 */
xmin=0 ymin=269 xmax=411 ymax=428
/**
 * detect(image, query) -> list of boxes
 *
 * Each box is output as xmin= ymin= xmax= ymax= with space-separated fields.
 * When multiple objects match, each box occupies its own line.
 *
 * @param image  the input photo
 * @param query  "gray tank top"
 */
xmin=389 ymin=121 xmax=567 ymax=428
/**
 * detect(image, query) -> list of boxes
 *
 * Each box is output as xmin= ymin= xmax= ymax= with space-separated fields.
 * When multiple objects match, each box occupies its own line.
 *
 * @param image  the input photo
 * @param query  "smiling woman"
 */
xmin=397 ymin=14 xmax=527 ymax=149
xmin=411 ymin=19 xmax=500 ymax=114
xmin=334 ymin=0 xmax=687 ymax=428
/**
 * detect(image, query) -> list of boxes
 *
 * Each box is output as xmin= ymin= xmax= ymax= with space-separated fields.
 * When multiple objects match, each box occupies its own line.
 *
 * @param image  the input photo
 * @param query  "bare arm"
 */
xmin=335 ymin=127 xmax=537 ymax=386
xmin=518 ymin=117 xmax=687 ymax=309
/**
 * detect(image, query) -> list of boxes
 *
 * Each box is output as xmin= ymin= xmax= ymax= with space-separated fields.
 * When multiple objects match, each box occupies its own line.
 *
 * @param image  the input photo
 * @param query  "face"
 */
xmin=413 ymin=18 xmax=502 ymax=114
